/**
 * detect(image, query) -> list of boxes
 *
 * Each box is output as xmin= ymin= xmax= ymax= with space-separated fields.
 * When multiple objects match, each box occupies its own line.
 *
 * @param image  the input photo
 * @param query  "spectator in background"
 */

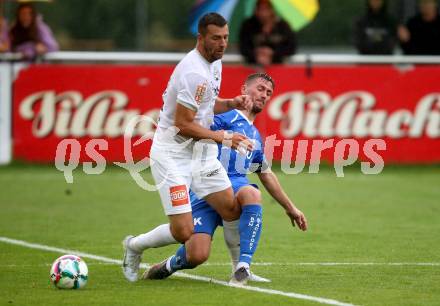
xmin=396 ymin=0 xmax=418 ymax=24
xmin=0 ymin=17 xmax=9 ymax=52
xmin=9 ymin=3 xmax=58 ymax=59
xmin=354 ymin=0 xmax=397 ymax=54
xmin=398 ymin=0 xmax=440 ymax=54
xmin=239 ymin=0 xmax=296 ymax=66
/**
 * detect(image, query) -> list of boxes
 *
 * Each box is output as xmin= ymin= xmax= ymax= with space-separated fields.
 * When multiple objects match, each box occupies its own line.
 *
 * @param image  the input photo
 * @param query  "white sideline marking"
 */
xmin=0 ymin=173 xmax=133 ymax=181
xmin=0 ymin=263 xmax=117 ymax=267
xmin=204 ymin=262 xmax=440 ymax=267
xmin=0 ymin=236 xmax=356 ymax=306
xmin=2 ymin=262 xmax=437 ymax=268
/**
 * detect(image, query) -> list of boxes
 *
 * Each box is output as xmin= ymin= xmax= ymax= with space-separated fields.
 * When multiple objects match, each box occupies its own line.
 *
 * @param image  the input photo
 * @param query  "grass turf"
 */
xmin=0 ymin=164 xmax=439 ymax=306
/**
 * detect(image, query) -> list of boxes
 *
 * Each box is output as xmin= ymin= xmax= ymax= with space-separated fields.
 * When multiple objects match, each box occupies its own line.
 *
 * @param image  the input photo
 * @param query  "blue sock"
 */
xmin=168 ymin=245 xmax=196 ymax=272
xmin=238 ymin=204 xmax=263 ymax=265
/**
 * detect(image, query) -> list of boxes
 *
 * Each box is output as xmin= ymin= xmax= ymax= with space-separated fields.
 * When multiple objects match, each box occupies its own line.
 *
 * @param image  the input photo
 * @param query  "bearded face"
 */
xmin=198 ymin=24 xmax=229 ymax=62
xmin=244 ymin=78 xmax=274 ymax=114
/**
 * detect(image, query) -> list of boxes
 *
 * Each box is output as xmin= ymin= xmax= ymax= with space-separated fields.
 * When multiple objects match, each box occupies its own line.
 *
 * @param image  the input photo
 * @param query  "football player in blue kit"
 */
xmin=144 ymin=73 xmax=308 ymax=285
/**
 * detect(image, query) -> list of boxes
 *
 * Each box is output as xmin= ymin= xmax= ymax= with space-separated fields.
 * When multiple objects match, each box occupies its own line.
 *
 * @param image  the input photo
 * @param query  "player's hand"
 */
xmin=233 ymin=132 xmax=254 ymax=154
xmin=223 ymin=131 xmax=254 ymax=153
xmin=286 ymin=207 xmax=308 ymax=231
xmin=231 ymin=95 xmax=253 ymax=111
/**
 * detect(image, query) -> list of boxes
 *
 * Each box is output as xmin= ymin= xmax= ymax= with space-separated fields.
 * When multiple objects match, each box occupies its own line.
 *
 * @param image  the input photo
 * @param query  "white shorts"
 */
xmin=150 ymin=141 xmax=231 ymax=216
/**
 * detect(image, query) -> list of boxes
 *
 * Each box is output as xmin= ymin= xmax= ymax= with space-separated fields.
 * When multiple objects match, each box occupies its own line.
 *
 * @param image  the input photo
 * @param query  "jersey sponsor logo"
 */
xmin=268 ymin=90 xmax=440 ymax=139
xmin=169 ymin=185 xmax=189 ymax=206
xmin=18 ymin=90 xmax=160 ymax=138
xmin=195 ymin=83 xmax=207 ymax=105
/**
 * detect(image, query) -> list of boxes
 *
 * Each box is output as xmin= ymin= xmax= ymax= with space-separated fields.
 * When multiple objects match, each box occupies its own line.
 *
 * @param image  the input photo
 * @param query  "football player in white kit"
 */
xmin=122 ymin=13 xmax=254 ymax=282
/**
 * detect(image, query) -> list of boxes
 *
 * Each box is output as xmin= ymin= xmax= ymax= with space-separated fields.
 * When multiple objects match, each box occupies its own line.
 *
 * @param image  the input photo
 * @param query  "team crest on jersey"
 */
xmin=169 ymin=185 xmax=189 ymax=206
xmin=195 ymin=83 xmax=207 ymax=105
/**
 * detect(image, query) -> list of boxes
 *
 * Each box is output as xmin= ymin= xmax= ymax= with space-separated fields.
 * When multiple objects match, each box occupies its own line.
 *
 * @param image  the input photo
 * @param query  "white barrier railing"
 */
xmin=0 ymin=52 xmax=24 ymax=61
xmin=2 ymin=51 xmax=440 ymax=64
xmin=304 ymin=54 xmax=440 ymax=64
xmin=42 ymin=52 xmax=440 ymax=64
xmin=0 ymin=63 xmax=12 ymax=165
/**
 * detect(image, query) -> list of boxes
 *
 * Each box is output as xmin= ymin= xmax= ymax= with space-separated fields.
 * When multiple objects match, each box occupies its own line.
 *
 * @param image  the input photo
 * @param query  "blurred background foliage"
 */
xmin=1 ymin=0 xmax=412 ymax=52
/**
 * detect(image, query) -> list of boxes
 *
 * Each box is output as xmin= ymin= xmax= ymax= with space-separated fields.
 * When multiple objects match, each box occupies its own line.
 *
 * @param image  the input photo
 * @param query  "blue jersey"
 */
xmin=190 ymin=110 xmax=267 ymax=236
xmin=211 ymin=110 xmax=266 ymax=185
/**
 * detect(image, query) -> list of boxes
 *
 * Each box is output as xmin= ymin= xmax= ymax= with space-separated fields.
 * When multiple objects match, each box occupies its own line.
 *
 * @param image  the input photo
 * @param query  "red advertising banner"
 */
xmin=13 ymin=64 xmax=440 ymax=164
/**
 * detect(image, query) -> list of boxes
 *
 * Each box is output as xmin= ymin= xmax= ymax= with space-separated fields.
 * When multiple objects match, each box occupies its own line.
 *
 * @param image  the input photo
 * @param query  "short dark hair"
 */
xmin=198 ymin=13 xmax=227 ymax=35
xmin=246 ymin=73 xmax=275 ymax=89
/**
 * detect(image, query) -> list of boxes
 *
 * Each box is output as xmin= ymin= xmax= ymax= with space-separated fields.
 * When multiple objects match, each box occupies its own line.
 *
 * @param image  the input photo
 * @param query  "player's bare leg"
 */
xmin=122 ymin=213 xmax=193 ymax=282
xmin=203 ymin=187 xmax=240 ymax=221
xmin=167 ymin=213 xmax=194 ymax=243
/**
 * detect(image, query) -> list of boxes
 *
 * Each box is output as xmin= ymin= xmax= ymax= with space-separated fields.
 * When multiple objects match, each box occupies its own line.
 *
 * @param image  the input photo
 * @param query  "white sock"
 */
xmin=129 ymin=223 xmax=177 ymax=252
xmin=222 ymin=219 xmax=240 ymax=273
xmin=236 ymin=261 xmax=249 ymax=271
xmin=165 ymin=256 xmax=173 ymax=273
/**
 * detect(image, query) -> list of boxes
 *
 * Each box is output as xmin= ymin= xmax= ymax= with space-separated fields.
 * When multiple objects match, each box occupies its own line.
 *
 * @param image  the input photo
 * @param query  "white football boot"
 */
xmin=248 ymin=271 xmax=271 ymax=283
xmin=122 ymin=235 xmax=142 ymax=282
xmin=230 ymin=262 xmax=271 ymax=283
xmin=229 ymin=262 xmax=251 ymax=286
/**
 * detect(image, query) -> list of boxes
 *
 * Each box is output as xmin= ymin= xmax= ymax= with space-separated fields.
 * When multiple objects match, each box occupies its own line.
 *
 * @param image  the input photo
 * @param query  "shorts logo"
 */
xmin=194 ymin=217 xmax=202 ymax=226
xmin=195 ymin=83 xmax=207 ymax=105
xmin=206 ymin=168 xmax=220 ymax=177
xmin=169 ymin=185 xmax=188 ymax=206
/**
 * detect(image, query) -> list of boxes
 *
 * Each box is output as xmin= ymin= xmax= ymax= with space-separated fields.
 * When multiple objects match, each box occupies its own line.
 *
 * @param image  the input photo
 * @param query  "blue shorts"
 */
xmin=190 ymin=176 xmax=258 ymax=237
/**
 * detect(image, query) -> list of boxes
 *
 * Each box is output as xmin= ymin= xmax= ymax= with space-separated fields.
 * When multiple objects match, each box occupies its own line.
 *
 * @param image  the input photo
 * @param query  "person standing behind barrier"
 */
xmin=0 ymin=16 xmax=9 ymax=52
xmin=354 ymin=0 xmax=397 ymax=54
xmin=398 ymin=0 xmax=440 ymax=54
xmin=239 ymin=0 xmax=296 ymax=66
xmin=9 ymin=3 xmax=59 ymax=60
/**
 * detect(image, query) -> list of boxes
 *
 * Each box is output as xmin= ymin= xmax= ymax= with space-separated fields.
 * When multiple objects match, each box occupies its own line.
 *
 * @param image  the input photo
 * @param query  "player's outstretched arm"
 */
xmin=175 ymin=103 xmax=254 ymax=152
xmin=175 ymin=103 xmax=224 ymax=142
xmin=257 ymin=170 xmax=308 ymax=231
xmin=214 ymin=95 xmax=253 ymax=114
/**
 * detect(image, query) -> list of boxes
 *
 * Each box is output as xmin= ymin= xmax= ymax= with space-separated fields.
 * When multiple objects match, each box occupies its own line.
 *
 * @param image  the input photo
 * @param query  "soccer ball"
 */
xmin=50 ymin=255 xmax=88 ymax=289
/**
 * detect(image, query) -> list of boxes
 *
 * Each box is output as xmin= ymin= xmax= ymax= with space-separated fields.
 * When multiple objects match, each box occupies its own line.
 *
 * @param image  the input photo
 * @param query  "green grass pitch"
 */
xmin=1 ymin=163 xmax=439 ymax=306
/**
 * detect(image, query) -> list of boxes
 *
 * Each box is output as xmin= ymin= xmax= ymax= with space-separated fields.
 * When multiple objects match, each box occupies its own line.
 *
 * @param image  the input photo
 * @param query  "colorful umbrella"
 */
xmin=189 ymin=0 xmax=319 ymax=37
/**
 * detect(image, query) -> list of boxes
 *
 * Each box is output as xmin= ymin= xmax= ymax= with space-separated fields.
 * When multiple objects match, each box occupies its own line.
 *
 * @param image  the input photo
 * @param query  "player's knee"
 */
xmin=221 ymin=205 xmax=241 ymax=222
xmin=247 ymin=188 xmax=262 ymax=203
xmin=214 ymin=197 xmax=241 ymax=221
xmin=187 ymin=248 xmax=210 ymax=266
xmin=221 ymin=196 xmax=235 ymax=210
xmin=237 ymin=187 xmax=262 ymax=205
xmin=170 ymin=226 xmax=193 ymax=243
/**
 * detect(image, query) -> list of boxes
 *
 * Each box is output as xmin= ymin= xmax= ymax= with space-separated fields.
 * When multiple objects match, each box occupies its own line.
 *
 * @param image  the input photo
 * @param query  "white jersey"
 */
xmin=155 ymin=49 xmax=222 ymax=147
xmin=159 ymin=49 xmax=222 ymax=135
xmin=149 ymin=49 xmax=231 ymax=215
